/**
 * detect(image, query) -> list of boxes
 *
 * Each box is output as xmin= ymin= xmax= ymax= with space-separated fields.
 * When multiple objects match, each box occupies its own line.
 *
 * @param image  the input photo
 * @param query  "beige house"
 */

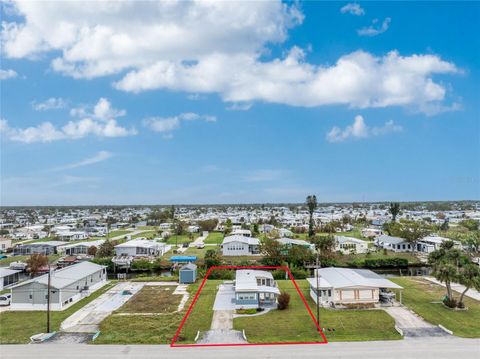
xmin=307 ymin=267 xmax=402 ymax=307
xmin=0 ymin=237 xmax=13 ymax=252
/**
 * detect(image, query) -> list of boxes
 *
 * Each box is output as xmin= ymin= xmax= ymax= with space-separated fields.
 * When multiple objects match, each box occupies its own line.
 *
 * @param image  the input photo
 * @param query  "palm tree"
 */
xmin=389 ymin=202 xmax=400 ymax=222
xmin=457 ymin=264 xmax=480 ymax=308
xmin=306 ymin=195 xmax=317 ymax=238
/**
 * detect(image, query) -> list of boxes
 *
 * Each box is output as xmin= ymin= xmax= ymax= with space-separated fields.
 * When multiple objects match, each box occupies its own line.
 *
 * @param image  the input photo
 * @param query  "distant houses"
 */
xmin=10 ymin=261 xmax=107 ymax=311
xmin=221 ymin=235 xmax=260 ymax=256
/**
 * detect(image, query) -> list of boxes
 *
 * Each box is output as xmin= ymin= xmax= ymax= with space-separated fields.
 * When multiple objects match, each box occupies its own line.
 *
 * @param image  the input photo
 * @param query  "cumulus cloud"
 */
xmin=326 ymin=115 xmax=402 ymax=143
xmin=1 ymin=1 xmax=459 ymax=114
xmin=143 ymin=112 xmax=216 ymax=138
xmin=358 ymin=17 xmax=391 ymax=37
xmin=1 ymin=98 xmax=136 ymax=143
xmin=0 ymin=69 xmax=17 ymax=79
xmin=340 ymin=3 xmax=365 ymax=16
xmin=54 ymin=151 xmax=113 ymax=170
xmin=32 ymin=97 xmax=67 ymax=111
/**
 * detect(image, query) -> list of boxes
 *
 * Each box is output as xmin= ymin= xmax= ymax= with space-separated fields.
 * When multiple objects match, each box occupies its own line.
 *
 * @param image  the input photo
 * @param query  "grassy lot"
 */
xmin=335 ymin=250 xmax=421 ymax=266
xmin=233 ymin=280 xmax=401 ymax=343
xmin=390 ymin=277 xmax=480 ymax=338
xmin=96 ymin=280 xmax=220 ymax=344
xmin=177 ymin=280 xmax=219 ymax=343
xmin=0 ymin=281 xmax=116 ymax=344
xmin=132 ymin=230 xmax=157 ymax=239
xmin=116 ymin=286 xmax=181 ymax=313
xmin=0 ymin=254 xmax=61 ymax=266
xmin=107 ymin=230 xmax=131 ymax=239
xmin=334 ymin=229 xmax=370 ymax=240
xmin=204 ymin=232 xmax=224 ymax=244
xmin=222 ymin=255 xmax=264 ymax=265
xmin=137 ymin=226 xmax=158 ymax=231
xmin=166 ymin=234 xmax=198 ymax=245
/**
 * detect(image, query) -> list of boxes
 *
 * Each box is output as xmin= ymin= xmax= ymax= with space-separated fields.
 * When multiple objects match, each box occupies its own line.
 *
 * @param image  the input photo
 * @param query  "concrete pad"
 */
xmin=213 ymin=284 xmax=235 ymax=311
xmin=211 ymin=310 xmax=233 ymax=330
xmin=60 ymin=282 xmax=143 ymax=333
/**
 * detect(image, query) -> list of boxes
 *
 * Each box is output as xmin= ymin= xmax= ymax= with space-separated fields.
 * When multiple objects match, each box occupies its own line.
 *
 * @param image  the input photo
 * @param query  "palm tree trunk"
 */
xmin=458 ymin=286 xmax=470 ymax=307
xmin=445 ymin=280 xmax=454 ymax=301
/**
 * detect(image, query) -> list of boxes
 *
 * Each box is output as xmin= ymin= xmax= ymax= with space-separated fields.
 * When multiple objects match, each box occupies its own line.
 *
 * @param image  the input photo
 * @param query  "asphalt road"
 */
xmin=1 ymin=337 xmax=479 ymax=359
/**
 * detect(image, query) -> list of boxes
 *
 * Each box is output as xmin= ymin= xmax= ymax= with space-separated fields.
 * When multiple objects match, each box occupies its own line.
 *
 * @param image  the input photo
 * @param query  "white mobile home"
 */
xmin=221 ymin=235 xmax=260 ymax=256
xmin=10 ymin=261 xmax=107 ymax=311
xmin=114 ymin=239 xmax=169 ymax=257
xmin=335 ymin=236 xmax=369 ymax=254
xmin=374 ymin=235 xmax=412 ymax=252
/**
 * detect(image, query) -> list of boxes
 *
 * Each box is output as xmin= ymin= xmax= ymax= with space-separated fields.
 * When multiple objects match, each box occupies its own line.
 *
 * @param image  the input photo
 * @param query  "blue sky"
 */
xmin=1 ymin=1 xmax=479 ymax=205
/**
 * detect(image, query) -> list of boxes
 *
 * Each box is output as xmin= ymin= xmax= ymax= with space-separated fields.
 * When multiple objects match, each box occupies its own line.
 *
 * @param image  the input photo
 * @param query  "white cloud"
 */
xmin=54 ymin=151 xmax=113 ymax=170
xmin=0 ymin=69 xmax=17 ymax=79
xmin=143 ymin=112 xmax=216 ymax=137
xmin=326 ymin=115 xmax=402 ymax=143
xmin=2 ymin=1 xmax=459 ymax=114
xmin=358 ymin=17 xmax=391 ymax=37
xmin=340 ymin=3 xmax=365 ymax=16
xmin=1 ymin=98 xmax=136 ymax=143
xmin=226 ymin=102 xmax=253 ymax=111
xmin=32 ymin=97 xmax=67 ymax=111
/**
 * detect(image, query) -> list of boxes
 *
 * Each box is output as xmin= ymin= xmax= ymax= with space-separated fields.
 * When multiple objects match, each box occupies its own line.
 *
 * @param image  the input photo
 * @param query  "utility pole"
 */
xmin=47 ymin=265 xmax=51 ymax=333
xmin=315 ymin=252 xmax=320 ymax=327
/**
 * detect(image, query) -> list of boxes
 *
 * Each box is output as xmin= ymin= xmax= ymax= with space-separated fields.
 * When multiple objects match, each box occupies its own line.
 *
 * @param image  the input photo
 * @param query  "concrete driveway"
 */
xmin=61 ymin=282 xmax=143 ymax=333
xmin=384 ymin=306 xmax=449 ymax=338
xmin=213 ymin=284 xmax=235 ymax=310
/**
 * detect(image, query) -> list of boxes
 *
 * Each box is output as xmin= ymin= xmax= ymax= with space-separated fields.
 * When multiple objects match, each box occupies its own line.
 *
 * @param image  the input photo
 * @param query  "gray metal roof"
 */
xmin=180 ymin=263 xmax=197 ymax=271
xmin=308 ymin=267 xmax=402 ymax=290
xmin=222 ymin=235 xmax=260 ymax=245
xmin=376 ymin=234 xmax=406 ymax=245
xmin=11 ymin=261 xmax=105 ymax=290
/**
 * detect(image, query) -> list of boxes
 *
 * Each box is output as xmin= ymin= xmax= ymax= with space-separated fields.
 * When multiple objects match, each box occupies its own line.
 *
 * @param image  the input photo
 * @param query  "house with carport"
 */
xmin=221 ymin=235 xmax=260 ymax=256
xmin=234 ymin=269 xmax=280 ymax=309
xmin=307 ymin=267 xmax=403 ymax=308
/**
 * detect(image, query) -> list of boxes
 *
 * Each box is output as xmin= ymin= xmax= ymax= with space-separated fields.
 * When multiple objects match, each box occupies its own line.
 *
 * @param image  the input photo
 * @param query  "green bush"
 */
xmin=207 ymin=268 xmax=234 ymax=279
xmin=363 ymin=257 xmax=408 ymax=268
xmin=131 ymin=259 xmax=153 ymax=271
xmin=90 ymin=257 xmax=114 ymax=271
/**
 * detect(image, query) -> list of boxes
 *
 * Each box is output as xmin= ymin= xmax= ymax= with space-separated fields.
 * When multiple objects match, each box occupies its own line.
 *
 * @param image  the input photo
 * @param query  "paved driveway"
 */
xmin=213 ymin=284 xmax=235 ymax=310
xmin=383 ymin=306 xmax=449 ymax=338
xmin=61 ymin=282 xmax=143 ymax=333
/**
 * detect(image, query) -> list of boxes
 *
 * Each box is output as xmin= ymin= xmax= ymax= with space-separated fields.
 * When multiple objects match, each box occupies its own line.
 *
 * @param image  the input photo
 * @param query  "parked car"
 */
xmin=0 ymin=294 xmax=12 ymax=306
xmin=196 ymin=243 xmax=205 ymax=249
xmin=182 ymin=243 xmax=189 ymax=248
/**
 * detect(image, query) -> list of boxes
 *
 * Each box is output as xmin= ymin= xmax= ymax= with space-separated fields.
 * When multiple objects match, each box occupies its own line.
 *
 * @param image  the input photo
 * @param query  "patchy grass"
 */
xmin=222 ymin=255 xmax=264 ymax=265
xmin=166 ymin=234 xmax=198 ymax=245
xmin=0 ymin=281 xmax=115 ymax=344
xmin=0 ymin=254 xmax=61 ymax=266
xmin=204 ymin=232 xmax=224 ymax=244
xmin=391 ymin=277 xmax=480 ymax=338
xmin=116 ymin=286 xmax=181 ymax=313
xmin=131 ymin=275 xmax=178 ymax=282
xmin=107 ymin=230 xmax=131 ymax=239
xmin=132 ymin=230 xmax=157 ymax=239
xmin=95 ymin=281 xmax=217 ymax=344
xmin=233 ymin=280 xmax=401 ymax=343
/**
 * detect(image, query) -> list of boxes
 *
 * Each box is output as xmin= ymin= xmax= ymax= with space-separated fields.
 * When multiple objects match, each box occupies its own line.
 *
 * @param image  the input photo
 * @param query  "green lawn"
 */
xmin=334 ymin=229 xmax=370 ymax=240
xmin=390 ymin=277 xmax=480 ymax=338
xmin=95 ymin=280 xmax=219 ymax=344
xmin=107 ymin=230 xmax=131 ymax=239
xmin=204 ymin=232 xmax=224 ymax=244
xmin=0 ymin=254 xmax=61 ymax=266
xmin=132 ymin=230 xmax=157 ymax=239
xmin=0 ymin=281 xmax=116 ymax=344
xmin=166 ymin=234 xmax=198 ymax=245
xmin=233 ymin=280 xmax=401 ymax=343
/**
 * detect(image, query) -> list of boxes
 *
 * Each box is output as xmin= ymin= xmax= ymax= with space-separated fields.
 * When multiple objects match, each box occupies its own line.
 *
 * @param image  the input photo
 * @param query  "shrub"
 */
xmin=272 ymin=269 xmax=287 ymax=280
xmin=289 ymin=267 xmax=309 ymax=279
xmin=208 ymin=268 xmax=234 ymax=280
xmin=443 ymin=297 xmax=457 ymax=308
xmin=364 ymin=257 xmax=408 ymax=268
xmin=90 ymin=257 xmax=114 ymax=271
xmin=131 ymin=259 xmax=153 ymax=271
xmin=277 ymin=291 xmax=290 ymax=310
xmin=236 ymin=308 xmax=257 ymax=315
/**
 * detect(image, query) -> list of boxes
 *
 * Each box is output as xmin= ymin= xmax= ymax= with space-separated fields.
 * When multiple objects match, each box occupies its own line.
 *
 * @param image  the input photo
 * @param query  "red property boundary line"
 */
xmin=170 ymin=265 xmax=328 ymax=347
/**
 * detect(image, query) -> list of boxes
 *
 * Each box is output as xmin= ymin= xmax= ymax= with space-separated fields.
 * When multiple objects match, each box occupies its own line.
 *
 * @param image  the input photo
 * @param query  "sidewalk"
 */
xmin=424 ymin=277 xmax=480 ymax=301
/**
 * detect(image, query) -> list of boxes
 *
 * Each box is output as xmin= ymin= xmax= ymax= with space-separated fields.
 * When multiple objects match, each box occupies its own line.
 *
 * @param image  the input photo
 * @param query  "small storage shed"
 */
xmin=179 ymin=263 xmax=197 ymax=284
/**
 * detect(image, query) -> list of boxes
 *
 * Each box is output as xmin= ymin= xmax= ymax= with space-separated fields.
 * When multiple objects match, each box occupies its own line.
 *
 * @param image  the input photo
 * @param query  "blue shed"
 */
xmin=179 ymin=263 xmax=197 ymax=284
